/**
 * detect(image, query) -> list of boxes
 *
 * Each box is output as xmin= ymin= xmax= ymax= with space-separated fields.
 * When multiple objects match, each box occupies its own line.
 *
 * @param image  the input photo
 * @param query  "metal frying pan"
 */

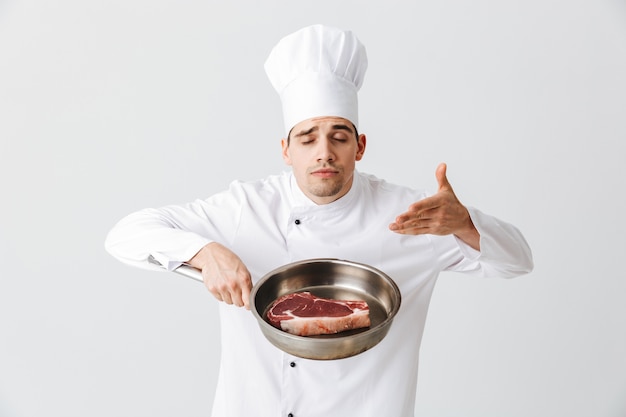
xmin=148 ymin=256 xmax=401 ymax=360
xmin=251 ymin=258 xmax=401 ymax=360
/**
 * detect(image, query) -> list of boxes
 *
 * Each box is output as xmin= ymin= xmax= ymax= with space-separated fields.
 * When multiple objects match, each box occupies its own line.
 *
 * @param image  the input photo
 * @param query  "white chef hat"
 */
xmin=264 ymin=24 xmax=368 ymax=136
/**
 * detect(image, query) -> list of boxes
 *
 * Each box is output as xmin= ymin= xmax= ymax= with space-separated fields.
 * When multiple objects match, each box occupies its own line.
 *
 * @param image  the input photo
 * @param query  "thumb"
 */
xmin=436 ymin=162 xmax=452 ymax=192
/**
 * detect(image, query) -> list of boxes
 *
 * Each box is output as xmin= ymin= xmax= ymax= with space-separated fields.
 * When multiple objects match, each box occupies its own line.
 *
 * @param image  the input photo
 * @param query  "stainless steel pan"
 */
xmin=149 ymin=256 xmax=401 ymax=360
xmin=251 ymin=258 xmax=401 ymax=360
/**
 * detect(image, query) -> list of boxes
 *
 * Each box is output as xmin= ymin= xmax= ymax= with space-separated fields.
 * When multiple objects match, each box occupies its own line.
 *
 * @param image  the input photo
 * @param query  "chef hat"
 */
xmin=264 ymin=24 xmax=368 ymax=136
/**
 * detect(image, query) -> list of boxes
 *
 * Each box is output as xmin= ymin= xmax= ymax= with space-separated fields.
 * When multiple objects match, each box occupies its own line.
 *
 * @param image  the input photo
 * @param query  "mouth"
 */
xmin=310 ymin=168 xmax=339 ymax=178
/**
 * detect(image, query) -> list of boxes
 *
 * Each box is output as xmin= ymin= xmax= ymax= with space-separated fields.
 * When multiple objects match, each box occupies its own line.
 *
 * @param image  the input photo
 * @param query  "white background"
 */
xmin=1 ymin=1 xmax=625 ymax=416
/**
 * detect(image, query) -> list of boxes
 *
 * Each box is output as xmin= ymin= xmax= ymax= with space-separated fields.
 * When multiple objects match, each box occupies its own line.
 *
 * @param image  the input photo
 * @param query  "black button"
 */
xmin=294 ymin=219 xmax=301 ymax=225
xmin=288 ymin=414 xmax=294 ymax=417
xmin=290 ymin=361 xmax=296 ymax=367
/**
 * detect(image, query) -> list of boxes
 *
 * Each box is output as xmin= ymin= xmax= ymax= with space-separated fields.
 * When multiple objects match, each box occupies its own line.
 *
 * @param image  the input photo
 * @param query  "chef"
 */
xmin=105 ymin=24 xmax=533 ymax=417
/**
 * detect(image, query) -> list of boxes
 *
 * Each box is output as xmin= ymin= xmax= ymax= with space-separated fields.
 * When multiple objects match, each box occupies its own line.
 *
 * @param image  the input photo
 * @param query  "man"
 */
xmin=105 ymin=24 xmax=533 ymax=417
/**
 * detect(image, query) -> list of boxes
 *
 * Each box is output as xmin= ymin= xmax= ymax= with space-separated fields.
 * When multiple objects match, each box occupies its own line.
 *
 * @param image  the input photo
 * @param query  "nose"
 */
xmin=316 ymin=138 xmax=335 ymax=162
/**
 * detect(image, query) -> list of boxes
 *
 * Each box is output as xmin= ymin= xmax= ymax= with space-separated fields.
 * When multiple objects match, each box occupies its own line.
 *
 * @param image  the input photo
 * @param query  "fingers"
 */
xmin=191 ymin=242 xmax=253 ymax=309
xmin=206 ymin=281 xmax=250 ymax=309
xmin=204 ymin=268 xmax=252 ymax=309
xmin=240 ymin=276 xmax=253 ymax=310
xmin=241 ymin=282 xmax=252 ymax=310
xmin=395 ymin=192 xmax=442 ymax=224
xmin=389 ymin=208 xmax=435 ymax=234
xmin=389 ymin=221 xmax=427 ymax=235
xmin=436 ymin=162 xmax=451 ymax=192
xmin=389 ymin=163 xmax=459 ymax=235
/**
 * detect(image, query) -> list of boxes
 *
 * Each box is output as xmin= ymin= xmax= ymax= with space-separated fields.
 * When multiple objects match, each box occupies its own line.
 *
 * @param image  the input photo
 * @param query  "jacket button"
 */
xmin=294 ymin=219 xmax=301 ymax=225
xmin=288 ymin=414 xmax=294 ymax=417
xmin=290 ymin=361 xmax=296 ymax=367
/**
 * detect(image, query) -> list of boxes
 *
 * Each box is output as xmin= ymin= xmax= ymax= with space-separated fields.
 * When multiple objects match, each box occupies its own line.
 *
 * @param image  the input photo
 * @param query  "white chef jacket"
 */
xmin=105 ymin=170 xmax=533 ymax=417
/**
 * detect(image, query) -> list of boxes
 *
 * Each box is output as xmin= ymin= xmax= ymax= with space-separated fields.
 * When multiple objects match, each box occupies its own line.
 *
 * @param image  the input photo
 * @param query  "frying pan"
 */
xmin=148 ymin=256 xmax=401 ymax=360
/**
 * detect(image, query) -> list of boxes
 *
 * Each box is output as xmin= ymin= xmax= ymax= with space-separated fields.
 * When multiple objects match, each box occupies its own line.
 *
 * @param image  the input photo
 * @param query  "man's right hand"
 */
xmin=188 ymin=242 xmax=252 ymax=309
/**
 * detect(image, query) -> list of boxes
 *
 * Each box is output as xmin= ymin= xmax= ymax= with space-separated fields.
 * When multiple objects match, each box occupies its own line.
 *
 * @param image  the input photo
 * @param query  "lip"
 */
xmin=311 ymin=169 xmax=339 ymax=178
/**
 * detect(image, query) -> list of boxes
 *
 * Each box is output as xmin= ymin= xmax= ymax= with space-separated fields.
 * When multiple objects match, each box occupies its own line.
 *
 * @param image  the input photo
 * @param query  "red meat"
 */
xmin=266 ymin=292 xmax=370 ymax=336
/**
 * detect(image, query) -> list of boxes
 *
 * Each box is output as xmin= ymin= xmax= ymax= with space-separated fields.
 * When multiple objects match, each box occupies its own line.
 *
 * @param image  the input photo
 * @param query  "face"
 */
xmin=281 ymin=116 xmax=366 ymax=205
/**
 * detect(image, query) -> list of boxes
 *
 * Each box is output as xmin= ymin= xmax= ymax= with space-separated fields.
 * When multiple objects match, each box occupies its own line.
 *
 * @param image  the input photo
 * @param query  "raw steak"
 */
xmin=266 ymin=291 xmax=370 ymax=336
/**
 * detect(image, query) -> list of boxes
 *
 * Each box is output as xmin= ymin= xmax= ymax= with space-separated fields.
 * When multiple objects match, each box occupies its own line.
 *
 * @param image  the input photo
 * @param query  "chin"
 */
xmin=309 ymin=185 xmax=344 ymax=198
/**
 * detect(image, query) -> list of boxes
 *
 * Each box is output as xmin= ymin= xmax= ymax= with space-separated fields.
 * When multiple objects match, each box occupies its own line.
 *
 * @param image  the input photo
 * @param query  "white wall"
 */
xmin=1 ymin=1 xmax=625 ymax=416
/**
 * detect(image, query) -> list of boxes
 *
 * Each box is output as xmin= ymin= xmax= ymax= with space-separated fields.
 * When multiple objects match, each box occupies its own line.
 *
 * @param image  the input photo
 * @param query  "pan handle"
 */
xmin=147 ymin=255 xmax=204 ymax=283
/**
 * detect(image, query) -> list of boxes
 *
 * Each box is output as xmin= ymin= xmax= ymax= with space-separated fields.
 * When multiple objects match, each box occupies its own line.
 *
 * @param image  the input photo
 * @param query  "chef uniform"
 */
xmin=105 ymin=25 xmax=533 ymax=417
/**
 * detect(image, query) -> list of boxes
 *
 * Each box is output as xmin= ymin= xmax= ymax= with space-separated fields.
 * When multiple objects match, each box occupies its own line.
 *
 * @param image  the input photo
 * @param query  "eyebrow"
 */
xmin=332 ymin=124 xmax=355 ymax=134
xmin=293 ymin=126 xmax=318 ymax=138
xmin=293 ymin=124 xmax=355 ymax=138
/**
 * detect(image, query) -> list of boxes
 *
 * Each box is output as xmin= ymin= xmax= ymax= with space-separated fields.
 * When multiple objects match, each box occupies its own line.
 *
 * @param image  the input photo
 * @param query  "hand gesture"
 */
xmin=188 ymin=242 xmax=253 ymax=309
xmin=388 ymin=163 xmax=480 ymax=249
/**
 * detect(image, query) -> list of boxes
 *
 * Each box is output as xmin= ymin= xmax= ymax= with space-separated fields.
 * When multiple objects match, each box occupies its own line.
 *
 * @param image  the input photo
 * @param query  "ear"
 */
xmin=355 ymin=133 xmax=367 ymax=161
xmin=281 ymin=138 xmax=292 ymax=165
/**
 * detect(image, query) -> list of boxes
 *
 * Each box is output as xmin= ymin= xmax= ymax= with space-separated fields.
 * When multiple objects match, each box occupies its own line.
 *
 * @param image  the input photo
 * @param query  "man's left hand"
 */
xmin=388 ymin=163 xmax=480 ymax=250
